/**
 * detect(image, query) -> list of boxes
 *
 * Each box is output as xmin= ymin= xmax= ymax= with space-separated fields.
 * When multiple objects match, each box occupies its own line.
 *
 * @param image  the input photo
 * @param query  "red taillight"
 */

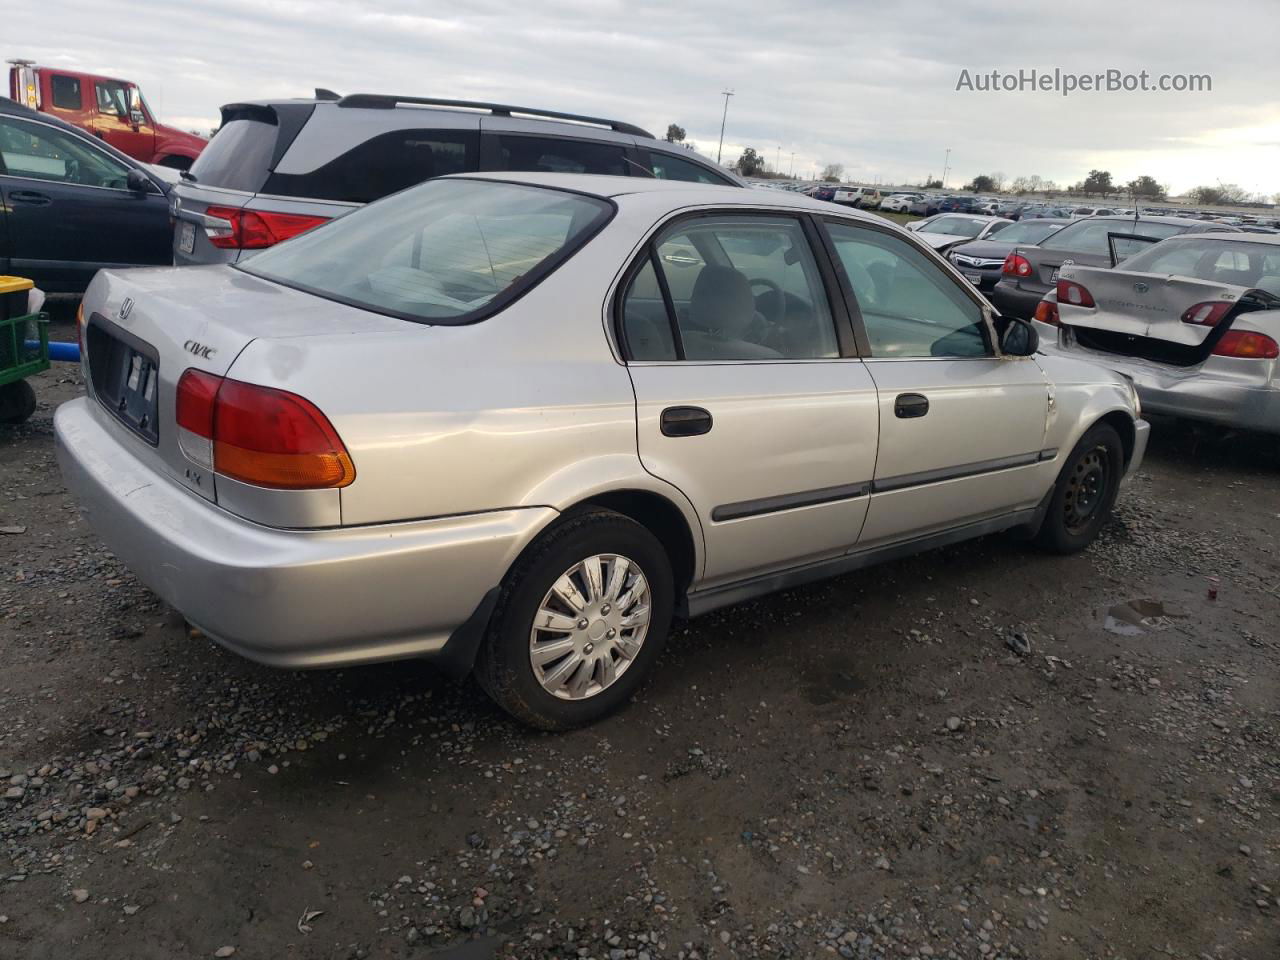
xmin=175 ymin=370 xmax=355 ymax=489
xmin=1034 ymin=299 xmax=1060 ymax=326
xmin=1180 ymin=301 xmax=1233 ymax=327
xmin=1002 ymin=253 xmax=1033 ymax=278
xmin=1056 ymin=279 xmax=1096 ymax=308
xmin=1211 ymin=331 xmax=1280 ymax=360
xmin=202 ymin=206 xmax=330 ymax=250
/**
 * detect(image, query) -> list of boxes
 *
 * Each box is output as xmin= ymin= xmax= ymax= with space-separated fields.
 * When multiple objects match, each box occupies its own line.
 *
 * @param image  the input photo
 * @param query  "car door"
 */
xmin=0 ymin=115 xmax=171 ymax=290
xmin=88 ymin=79 xmax=155 ymax=160
xmin=618 ymin=211 xmax=879 ymax=589
xmin=820 ymin=218 xmax=1051 ymax=546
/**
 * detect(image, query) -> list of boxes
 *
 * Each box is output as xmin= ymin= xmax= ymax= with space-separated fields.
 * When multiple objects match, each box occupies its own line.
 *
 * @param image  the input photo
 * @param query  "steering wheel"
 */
xmin=749 ymin=277 xmax=786 ymax=324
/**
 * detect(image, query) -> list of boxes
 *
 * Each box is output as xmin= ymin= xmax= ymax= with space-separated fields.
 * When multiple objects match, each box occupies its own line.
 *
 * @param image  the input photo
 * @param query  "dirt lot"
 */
xmin=2 ymin=318 xmax=1279 ymax=960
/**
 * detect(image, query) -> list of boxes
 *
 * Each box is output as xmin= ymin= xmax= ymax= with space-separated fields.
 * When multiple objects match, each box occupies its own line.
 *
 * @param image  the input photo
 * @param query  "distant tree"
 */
xmin=820 ymin=163 xmax=845 ymax=182
xmin=989 ymin=171 xmax=1006 ymax=192
xmin=1126 ymin=175 xmax=1166 ymax=199
xmin=665 ymin=123 xmax=686 ymax=144
xmin=736 ymin=147 xmax=766 ymax=177
xmin=1042 ymin=180 xmax=1060 ymax=196
xmin=966 ymin=174 xmax=997 ymax=193
xmin=921 ymin=177 xmax=943 ymax=189
xmin=1080 ymin=169 xmax=1114 ymax=197
xmin=1191 ymin=183 xmax=1247 ymax=205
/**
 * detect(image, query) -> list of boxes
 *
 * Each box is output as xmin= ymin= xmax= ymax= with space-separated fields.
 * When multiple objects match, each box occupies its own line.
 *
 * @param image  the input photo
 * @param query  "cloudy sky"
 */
xmin=10 ymin=0 xmax=1280 ymax=195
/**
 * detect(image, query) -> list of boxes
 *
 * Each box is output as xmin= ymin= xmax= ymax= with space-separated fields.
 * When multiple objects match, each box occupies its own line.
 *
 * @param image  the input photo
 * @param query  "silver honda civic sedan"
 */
xmin=56 ymin=173 xmax=1148 ymax=729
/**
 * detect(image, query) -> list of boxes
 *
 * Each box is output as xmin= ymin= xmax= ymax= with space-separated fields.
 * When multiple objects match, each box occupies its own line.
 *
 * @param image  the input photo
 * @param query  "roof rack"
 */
xmin=333 ymin=94 xmax=654 ymax=139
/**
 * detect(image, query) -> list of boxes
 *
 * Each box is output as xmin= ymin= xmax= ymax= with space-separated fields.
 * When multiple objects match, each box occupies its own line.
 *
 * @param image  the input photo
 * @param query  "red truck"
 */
xmin=7 ymin=59 xmax=206 ymax=169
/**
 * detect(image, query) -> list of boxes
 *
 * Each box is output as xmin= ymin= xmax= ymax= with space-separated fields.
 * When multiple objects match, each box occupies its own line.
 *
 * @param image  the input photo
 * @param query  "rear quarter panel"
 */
xmin=223 ymin=218 xmax=703 ymax=561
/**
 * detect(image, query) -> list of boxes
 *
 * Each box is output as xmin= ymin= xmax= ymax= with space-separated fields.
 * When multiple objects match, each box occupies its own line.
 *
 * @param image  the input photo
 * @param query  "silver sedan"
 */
xmin=57 ymin=173 xmax=1147 ymax=729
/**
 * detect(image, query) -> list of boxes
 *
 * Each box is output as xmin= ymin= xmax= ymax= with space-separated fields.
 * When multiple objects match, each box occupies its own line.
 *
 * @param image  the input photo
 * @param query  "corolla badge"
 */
xmin=118 ymin=297 xmax=134 ymax=320
xmin=1133 ymin=282 xmax=1150 ymax=294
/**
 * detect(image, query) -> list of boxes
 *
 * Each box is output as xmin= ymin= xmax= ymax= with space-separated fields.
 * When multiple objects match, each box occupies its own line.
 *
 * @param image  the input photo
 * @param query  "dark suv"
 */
xmin=171 ymin=93 xmax=743 ymax=265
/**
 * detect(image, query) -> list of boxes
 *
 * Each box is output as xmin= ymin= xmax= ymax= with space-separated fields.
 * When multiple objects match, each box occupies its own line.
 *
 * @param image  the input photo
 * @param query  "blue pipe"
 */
xmin=25 ymin=340 xmax=81 ymax=363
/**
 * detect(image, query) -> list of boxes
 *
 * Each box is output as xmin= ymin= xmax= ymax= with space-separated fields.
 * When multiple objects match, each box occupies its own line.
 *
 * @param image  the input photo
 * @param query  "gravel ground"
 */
xmin=2 ymin=322 xmax=1279 ymax=959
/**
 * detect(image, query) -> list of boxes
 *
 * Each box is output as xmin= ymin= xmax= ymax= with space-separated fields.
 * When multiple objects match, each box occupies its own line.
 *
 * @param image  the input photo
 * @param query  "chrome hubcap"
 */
xmin=529 ymin=554 xmax=651 ymax=701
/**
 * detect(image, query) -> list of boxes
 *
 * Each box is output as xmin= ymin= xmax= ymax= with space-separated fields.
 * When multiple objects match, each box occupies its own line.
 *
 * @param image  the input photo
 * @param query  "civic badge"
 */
xmin=118 ymin=297 xmax=134 ymax=320
xmin=1133 ymin=282 xmax=1150 ymax=294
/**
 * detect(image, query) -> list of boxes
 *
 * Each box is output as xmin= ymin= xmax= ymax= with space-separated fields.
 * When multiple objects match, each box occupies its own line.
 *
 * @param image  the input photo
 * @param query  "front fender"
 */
xmin=1037 ymin=353 xmax=1140 ymax=462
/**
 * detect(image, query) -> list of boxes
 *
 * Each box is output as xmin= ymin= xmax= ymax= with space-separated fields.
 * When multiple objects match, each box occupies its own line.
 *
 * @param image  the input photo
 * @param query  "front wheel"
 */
xmin=1035 ymin=423 xmax=1124 ymax=553
xmin=475 ymin=509 xmax=674 ymax=730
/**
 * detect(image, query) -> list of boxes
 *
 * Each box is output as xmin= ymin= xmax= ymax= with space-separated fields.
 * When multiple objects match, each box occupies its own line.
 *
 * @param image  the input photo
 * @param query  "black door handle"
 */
xmin=661 ymin=406 xmax=713 ymax=437
xmin=894 ymin=393 xmax=929 ymax=418
xmin=8 ymin=191 xmax=51 ymax=205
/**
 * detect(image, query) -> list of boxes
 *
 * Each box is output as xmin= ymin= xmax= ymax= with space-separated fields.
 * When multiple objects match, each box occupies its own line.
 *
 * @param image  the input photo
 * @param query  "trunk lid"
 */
xmin=1057 ymin=264 xmax=1249 ymax=346
xmin=80 ymin=265 xmax=409 ymax=504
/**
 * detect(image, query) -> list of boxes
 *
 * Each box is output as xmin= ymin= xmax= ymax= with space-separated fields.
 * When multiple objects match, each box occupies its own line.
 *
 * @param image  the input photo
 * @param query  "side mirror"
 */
xmin=125 ymin=168 xmax=152 ymax=193
xmin=130 ymin=108 xmax=145 ymax=126
xmin=1000 ymin=317 xmax=1039 ymax=357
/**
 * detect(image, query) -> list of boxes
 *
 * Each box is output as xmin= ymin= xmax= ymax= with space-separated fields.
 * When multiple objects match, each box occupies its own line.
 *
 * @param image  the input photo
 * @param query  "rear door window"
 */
xmin=50 ymin=75 xmax=82 ymax=110
xmin=263 ymin=128 xmax=477 ymax=203
xmin=492 ymin=135 xmax=628 ymax=176
xmin=621 ymin=215 xmax=840 ymax=361
xmin=647 ymin=151 xmax=731 ymax=184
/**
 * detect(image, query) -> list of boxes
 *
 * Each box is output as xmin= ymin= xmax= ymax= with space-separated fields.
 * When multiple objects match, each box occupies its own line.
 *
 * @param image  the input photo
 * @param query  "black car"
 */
xmin=946 ymin=218 xmax=1069 ymax=293
xmin=0 ymin=98 xmax=172 ymax=293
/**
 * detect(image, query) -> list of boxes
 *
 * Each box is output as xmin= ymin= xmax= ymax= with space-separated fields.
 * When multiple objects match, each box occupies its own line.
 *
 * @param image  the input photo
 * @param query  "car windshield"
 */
xmin=992 ymin=220 xmax=1064 ymax=244
xmin=924 ymin=217 xmax=989 ymax=238
xmin=238 ymin=179 xmax=612 ymax=323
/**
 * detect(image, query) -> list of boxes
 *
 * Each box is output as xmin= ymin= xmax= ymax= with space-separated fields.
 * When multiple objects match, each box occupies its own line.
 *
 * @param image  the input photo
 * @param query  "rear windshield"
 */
xmin=187 ymin=119 xmax=277 ymax=192
xmin=1040 ymin=219 xmax=1186 ymax=255
xmin=1118 ymin=237 xmax=1280 ymax=289
xmin=238 ymin=179 xmax=613 ymax=324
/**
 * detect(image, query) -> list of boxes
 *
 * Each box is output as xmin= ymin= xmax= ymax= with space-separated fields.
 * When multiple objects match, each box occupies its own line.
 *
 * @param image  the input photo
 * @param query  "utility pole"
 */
xmin=790 ymin=152 xmax=795 ymax=178
xmin=716 ymin=90 xmax=734 ymax=164
xmin=942 ymin=148 xmax=951 ymax=188
xmin=775 ymin=145 xmax=781 ymax=174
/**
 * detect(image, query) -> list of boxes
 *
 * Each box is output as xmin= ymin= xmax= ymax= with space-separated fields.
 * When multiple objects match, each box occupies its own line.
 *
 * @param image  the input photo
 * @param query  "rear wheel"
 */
xmin=475 ymin=509 xmax=674 ymax=730
xmin=1036 ymin=423 xmax=1124 ymax=553
xmin=0 ymin=381 xmax=37 ymax=425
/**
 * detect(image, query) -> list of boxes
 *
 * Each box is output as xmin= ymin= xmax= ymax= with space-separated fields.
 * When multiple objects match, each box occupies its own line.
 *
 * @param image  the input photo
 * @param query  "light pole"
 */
xmin=775 ymin=145 xmax=781 ymax=174
xmin=716 ymin=90 xmax=734 ymax=164
xmin=789 ymin=152 xmax=795 ymax=178
xmin=942 ymin=148 xmax=951 ymax=188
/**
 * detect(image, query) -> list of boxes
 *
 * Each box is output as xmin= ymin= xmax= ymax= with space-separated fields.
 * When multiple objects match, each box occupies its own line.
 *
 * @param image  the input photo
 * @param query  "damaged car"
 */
xmin=1033 ymin=232 xmax=1280 ymax=434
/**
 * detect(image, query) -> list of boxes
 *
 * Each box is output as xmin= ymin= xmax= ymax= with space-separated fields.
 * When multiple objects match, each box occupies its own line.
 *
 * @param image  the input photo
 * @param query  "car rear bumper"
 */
xmin=1034 ymin=321 xmax=1280 ymax=434
xmin=991 ymin=281 xmax=1049 ymax=320
xmin=55 ymin=397 xmax=555 ymax=669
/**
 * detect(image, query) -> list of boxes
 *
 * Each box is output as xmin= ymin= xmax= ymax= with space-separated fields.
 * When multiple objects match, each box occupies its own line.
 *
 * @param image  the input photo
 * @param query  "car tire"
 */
xmin=1035 ymin=422 xmax=1124 ymax=554
xmin=475 ymin=508 xmax=674 ymax=731
xmin=0 ymin=380 xmax=37 ymax=425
